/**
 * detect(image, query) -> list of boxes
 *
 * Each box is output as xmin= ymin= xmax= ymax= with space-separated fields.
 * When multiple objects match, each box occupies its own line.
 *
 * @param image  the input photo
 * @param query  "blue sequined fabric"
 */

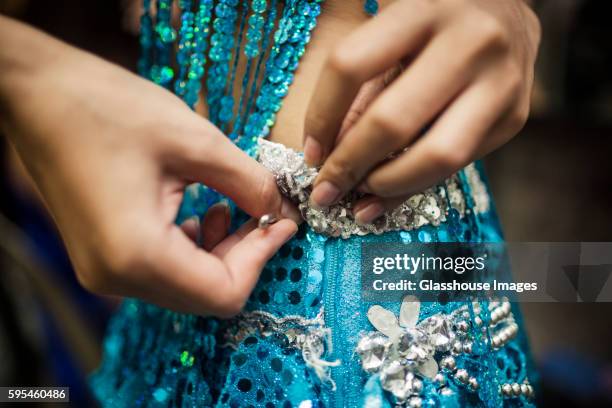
xmin=91 ymin=1 xmax=538 ymax=406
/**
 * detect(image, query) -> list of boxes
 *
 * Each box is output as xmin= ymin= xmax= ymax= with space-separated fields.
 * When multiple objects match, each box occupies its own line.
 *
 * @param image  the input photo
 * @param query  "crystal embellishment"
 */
xmin=257 ymin=139 xmax=489 ymax=238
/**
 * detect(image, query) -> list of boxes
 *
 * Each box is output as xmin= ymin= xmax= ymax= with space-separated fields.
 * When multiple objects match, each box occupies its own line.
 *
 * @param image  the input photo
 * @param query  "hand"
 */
xmin=0 ymin=17 xmax=300 ymax=317
xmin=303 ymin=0 xmax=540 ymax=223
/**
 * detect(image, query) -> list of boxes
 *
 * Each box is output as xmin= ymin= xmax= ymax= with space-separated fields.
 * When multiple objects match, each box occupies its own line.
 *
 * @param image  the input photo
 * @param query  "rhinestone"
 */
xmin=422 ymin=315 xmax=455 ymax=352
xmin=356 ymin=333 xmax=389 ymax=372
xmin=397 ymin=329 xmax=432 ymax=364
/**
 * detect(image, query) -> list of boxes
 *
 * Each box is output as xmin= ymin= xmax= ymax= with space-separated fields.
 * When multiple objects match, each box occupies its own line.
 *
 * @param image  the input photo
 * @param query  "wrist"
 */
xmin=0 ymin=15 xmax=70 ymax=122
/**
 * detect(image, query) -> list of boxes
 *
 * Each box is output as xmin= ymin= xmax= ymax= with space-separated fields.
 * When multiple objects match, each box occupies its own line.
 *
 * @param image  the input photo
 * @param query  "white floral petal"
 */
xmin=399 ymin=295 xmax=420 ymax=328
xmin=418 ymin=358 xmax=438 ymax=379
xmin=367 ymin=305 xmax=400 ymax=338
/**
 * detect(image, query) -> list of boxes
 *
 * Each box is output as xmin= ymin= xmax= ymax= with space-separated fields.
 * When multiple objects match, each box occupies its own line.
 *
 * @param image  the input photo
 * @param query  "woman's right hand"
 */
xmin=0 ymin=16 xmax=300 ymax=317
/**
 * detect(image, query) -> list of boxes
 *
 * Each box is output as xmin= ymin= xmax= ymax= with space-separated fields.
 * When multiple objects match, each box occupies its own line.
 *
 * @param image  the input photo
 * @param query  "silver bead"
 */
xmin=526 ymin=385 xmax=534 ymax=398
xmin=408 ymin=396 xmax=422 ymax=408
xmin=434 ymin=373 xmax=446 ymax=386
xmin=501 ymin=383 xmax=512 ymax=396
xmin=440 ymin=356 xmax=456 ymax=371
xmin=440 ymin=387 xmax=454 ymax=396
xmin=451 ymin=341 xmax=463 ymax=354
xmin=258 ymin=213 xmax=278 ymax=229
xmin=520 ymin=384 xmax=529 ymax=395
xmin=468 ymin=377 xmax=479 ymax=390
xmin=511 ymin=383 xmax=521 ymax=396
xmin=412 ymin=378 xmax=423 ymax=394
xmin=490 ymin=310 xmax=500 ymax=323
xmin=456 ymin=321 xmax=469 ymax=332
xmin=474 ymin=317 xmax=483 ymax=327
xmin=455 ymin=369 xmax=469 ymax=384
xmin=491 ymin=336 xmax=501 ymax=348
xmin=463 ymin=341 xmax=473 ymax=354
xmin=356 ymin=333 xmax=389 ymax=372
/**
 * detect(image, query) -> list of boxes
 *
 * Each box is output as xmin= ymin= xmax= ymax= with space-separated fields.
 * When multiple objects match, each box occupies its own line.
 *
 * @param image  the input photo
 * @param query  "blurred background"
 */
xmin=0 ymin=0 xmax=611 ymax=407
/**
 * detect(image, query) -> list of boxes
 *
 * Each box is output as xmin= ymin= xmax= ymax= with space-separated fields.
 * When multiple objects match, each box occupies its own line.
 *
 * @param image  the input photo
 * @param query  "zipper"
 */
xmin=323 ymin=238 xmax=344 ymax=408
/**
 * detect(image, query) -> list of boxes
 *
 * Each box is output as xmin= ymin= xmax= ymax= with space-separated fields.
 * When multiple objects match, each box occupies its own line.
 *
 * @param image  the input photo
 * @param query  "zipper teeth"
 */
xmin=323 ymin=239 xmax=343 ymax=408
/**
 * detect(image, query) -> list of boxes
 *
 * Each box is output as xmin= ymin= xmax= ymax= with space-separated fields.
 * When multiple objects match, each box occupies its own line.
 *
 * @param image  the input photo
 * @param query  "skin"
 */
xmin=0 ymin=0 xmax=540 ymax=317
xmin=0 ymin=15 xmax=300 ymax=318
xmin=299 ymin=0 xmax=541 ymax=224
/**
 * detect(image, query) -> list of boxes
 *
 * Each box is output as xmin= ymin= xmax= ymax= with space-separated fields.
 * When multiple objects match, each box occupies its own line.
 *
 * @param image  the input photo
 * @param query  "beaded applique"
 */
xmin=357 ymin=296 xmax=535 ymax=407
xmin=257 ymin=139 xmax=490 ymax=238
xmin=222 ymin=308 xmax=340 ymax=387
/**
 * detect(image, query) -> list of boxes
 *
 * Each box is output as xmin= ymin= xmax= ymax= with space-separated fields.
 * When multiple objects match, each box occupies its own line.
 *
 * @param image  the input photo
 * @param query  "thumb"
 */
xmin=177 ymin=124 xmax=301 ymax=222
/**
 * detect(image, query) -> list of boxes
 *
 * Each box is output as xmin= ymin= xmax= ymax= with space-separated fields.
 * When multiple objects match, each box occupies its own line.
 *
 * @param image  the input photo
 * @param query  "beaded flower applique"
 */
xmin=357 ymin=296 xmax=535 ymax=407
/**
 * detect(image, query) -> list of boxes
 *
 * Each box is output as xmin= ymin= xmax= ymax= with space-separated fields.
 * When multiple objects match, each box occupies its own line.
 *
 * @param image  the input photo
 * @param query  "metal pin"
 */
xmin=258 ymin=213 xmax=279 ymax=229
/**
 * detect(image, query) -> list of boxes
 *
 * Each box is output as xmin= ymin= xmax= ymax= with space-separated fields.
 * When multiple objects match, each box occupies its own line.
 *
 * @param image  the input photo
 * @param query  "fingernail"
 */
xmin=303 ymin=136 xmax=322 ymax=166
xmin=310 ymin=181 xmax=341 ymax=208
xmin=280 ymin=199 xmax=303 ymax=224
xmin=355 ymin=202 xmax=385 ymax=225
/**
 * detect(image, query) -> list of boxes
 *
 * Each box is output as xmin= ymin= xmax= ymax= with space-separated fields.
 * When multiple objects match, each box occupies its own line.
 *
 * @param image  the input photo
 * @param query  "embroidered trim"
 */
xmin=222 ymin=309 xmax=340 ymax=388
xmin=257 ymin=139 xmax=489 ymax=238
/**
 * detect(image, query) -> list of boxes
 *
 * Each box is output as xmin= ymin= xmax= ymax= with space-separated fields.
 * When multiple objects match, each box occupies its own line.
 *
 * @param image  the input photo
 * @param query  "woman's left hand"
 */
xmin=303 ymin=0 xmax=540 ymax=224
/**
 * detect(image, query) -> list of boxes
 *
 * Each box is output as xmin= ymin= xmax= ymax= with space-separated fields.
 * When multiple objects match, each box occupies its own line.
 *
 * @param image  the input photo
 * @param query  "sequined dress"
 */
xmin=91 ymin=1 xmax=538 ymax=407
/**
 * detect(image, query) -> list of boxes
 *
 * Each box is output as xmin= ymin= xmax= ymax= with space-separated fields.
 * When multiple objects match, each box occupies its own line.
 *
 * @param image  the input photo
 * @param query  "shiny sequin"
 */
xmin=257 ymin=139 xmax=490 ymax=238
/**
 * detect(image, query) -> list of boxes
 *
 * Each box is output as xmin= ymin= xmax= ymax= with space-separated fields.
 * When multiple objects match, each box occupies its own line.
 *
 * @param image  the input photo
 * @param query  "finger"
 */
xmin=336 ymin=66 xmax=402 ymax=142
xmin=176 ymin=120 xmax=301 ymax=223
xmin=362 ymin=72 xmax=518 ymax=198
xmin=141 ymin=219 xmax=296 ymax=317
xmin=221 ymin=219 xmax=298 ymax=301
xmin=353 ymin=195 xmax=407 ymax=225
xmin=179 ymin=216 xmax=200 ymax=242
xmin=303 ymin=1 xmax=435 ymax=166
xmin=201 ymin=202 xmax=231 ymax=251
xmin=311 ymin=27 xmax=478 ymax=208
xmin=211 ymin=217 xmax=259 ymax=257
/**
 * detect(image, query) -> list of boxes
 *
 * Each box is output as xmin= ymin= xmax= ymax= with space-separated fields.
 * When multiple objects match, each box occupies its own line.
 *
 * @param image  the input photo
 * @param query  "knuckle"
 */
xmin=327 ymin=45 xmax=362 ymax=82
xmin=427 ymin=143 xmax=470 ymax=171
xmin=369 ymin=108 xmax=407 ymax=139
xmin=503 ymin=65 xmax=523 ymax=98
xmin=325 ymin=154 xmax=361 ymax=186
xmin=256 ymin=173 xmax=281 ymax=216
xmin=507 ymin=104 xmax=530 ymax=133
xmin=473 ymin=14 xmax=510 ymax=52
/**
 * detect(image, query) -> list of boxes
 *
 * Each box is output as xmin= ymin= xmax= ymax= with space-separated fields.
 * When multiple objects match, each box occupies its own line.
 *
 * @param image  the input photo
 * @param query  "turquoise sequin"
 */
xmin=92 ymin=1 xmax=538 ymax=407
